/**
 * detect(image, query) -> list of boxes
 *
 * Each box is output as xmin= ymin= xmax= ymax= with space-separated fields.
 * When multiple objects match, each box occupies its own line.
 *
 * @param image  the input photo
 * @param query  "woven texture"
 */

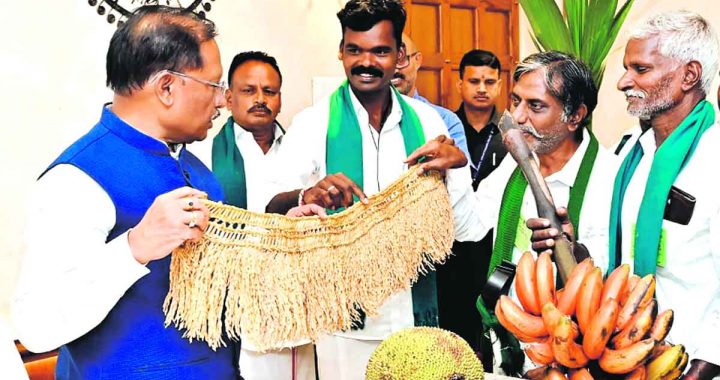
xmin=163 ymin=170 xmax=454 ymax=351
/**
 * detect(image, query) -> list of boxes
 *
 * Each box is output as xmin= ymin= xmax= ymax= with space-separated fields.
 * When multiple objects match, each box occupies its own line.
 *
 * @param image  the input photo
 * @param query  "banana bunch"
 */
xmin=495 ymin=252 xmax=689 ymax=380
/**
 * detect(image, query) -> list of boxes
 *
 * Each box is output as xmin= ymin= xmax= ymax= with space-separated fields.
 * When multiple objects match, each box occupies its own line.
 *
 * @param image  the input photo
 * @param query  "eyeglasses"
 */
xmin=396 ymin=52 xmax=420 ymax=69
xmin=154 ymin=69 xmax=227 ymax=97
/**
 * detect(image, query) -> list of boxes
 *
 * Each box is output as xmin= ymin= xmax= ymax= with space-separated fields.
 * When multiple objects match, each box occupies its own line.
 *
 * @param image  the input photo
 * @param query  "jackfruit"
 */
xmin=366 ymin=326 xmax=484 ymax=380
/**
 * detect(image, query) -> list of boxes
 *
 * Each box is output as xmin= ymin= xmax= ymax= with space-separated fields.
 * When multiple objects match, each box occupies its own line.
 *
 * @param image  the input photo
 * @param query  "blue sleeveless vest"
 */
xmin=43 ymin=107 xmax=238 ymax=379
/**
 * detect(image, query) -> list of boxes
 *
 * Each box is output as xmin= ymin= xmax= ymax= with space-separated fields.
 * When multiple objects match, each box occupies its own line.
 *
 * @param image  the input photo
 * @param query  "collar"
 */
xmin=456 ymin=104 xmax=500 ymax=130
xmin=544 ymin=128 xmax=591 ymax=188
xmin=638 ymin=127 xmax=657 ymax=153
xmin=489 ymin=106 xmax=501 ymax=126
xmin=233 ymin=120 xmax=285 ymax=146
xmin=348 ymin=85 xmax=403 ymax=132
xmin=412 ymin=91 xmax=428 ymax=103
xmin=99 ymin=105 xmax=173 ymax=156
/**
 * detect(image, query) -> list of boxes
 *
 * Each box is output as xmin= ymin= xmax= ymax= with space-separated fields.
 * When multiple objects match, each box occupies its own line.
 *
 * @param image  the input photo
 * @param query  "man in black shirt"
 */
xmin=437 ymin=49 xmax=507 ymax=365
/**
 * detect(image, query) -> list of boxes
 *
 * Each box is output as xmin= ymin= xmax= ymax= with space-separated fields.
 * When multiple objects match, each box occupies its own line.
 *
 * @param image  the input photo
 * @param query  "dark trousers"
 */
xmin=437 ymin=231 xmax=493 ymax=370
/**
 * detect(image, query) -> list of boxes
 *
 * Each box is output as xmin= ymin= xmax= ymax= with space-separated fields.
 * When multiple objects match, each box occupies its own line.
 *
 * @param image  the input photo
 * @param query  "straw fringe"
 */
xmin=163 ymin=170 xmax=454 ymax=351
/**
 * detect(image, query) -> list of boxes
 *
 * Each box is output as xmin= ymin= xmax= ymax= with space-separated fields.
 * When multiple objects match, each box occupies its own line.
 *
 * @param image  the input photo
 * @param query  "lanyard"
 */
xmin=471 ymin=127 xmax=496 ymax=188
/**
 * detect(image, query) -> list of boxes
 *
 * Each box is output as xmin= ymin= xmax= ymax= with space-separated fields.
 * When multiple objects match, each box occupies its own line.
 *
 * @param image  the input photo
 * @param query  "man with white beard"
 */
xmin=530 ymin=10 xmax=720 ymax=380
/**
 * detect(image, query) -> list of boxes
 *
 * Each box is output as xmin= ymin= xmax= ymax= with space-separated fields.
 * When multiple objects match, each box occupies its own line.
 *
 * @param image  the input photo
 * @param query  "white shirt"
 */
xmin=456 ymin=129 xmax=619 ymax=273
xmin=272 ymin=88 xmax=475 ymax=341
xmin=619 ymin=126 xmax=720 ymax=366
xmin=12 ymin=164 xmax=149 ymax=353
xmin=189 ymin=122 xmax=284 ymax=212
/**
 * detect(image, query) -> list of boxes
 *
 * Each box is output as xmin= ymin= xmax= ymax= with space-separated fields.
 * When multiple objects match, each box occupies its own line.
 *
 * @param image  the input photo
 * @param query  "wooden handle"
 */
xmin=503 ymin=129 xmax=577 ymax=283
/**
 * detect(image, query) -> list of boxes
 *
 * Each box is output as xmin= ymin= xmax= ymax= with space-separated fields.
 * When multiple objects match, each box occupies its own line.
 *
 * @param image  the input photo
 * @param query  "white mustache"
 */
xmin=624 ymin=89 xmax=647 ymax=99
xmin=517 ymin=125 xmax=545 ymax=139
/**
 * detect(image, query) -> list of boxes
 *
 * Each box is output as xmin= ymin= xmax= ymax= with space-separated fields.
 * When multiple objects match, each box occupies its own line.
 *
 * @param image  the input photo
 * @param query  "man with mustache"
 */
xmin=530 ymin=11 xmax=720 ymax=379
xmin=615 ymin=11 xmax=720 ymax=379
xmin=458 ymin=51 xmax=617 ymax=375
xmin=192 ymin=51 xmax=317 ymax=380
xmin=265 ymin=0 xmax=475 ymax=377
xmin=391 ymin=33 xmax=470 ymax=158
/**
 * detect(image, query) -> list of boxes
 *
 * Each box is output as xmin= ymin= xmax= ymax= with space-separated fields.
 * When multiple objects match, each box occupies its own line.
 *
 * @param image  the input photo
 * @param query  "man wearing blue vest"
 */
xmin=13 ymin=6 xmax=237 ymax=379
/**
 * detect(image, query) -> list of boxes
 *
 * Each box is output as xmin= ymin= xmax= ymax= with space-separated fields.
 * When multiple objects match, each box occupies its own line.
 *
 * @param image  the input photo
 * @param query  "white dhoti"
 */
xmin=315 ymin=335 xmax=381 ymax=380
xmin=240 ymin=343 xmax=316 ymax=380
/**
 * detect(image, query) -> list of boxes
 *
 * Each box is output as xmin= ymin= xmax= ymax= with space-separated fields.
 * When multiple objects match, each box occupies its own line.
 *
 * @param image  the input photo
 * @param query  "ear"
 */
xmin=225 ymin=88 xmax=233 ymax=109
xmin=397 ymin=43 xmax=407 ymax=64
xmin=681 ymin=61 xmax=702 ymax=92
xmin=416 ymin=51 xmax=423 ymax=66
xmin=153 ymin=72 xmax=175 ymax=107
xmin=456 ymin=78 xmax=463 ymax=93
xmin=338 ymin=41 xmax=344 ymax=60
xmin=567 ymin=104 xmax=588 ymax=131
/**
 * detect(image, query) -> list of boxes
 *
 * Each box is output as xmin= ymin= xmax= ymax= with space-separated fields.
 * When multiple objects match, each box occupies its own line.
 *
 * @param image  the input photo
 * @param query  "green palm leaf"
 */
xmin=520 ymin=0 xmax=635 ymax=87
xmin=519 ymin=0 xmax=573 ymax=53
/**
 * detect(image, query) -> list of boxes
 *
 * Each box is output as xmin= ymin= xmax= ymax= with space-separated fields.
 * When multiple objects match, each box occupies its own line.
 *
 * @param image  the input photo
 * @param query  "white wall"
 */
xmin=519 ymin=0 xmax=720 ymax=146
xmin=0 ymin=0 xmax=346 ymax=326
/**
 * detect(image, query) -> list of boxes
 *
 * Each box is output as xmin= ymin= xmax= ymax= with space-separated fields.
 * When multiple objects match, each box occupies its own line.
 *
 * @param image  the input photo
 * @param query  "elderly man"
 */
xmin=191 ymin=51 xmax=316 ymax=380
xmin=392 ymin=33 xmax=470 ymax=158
xmin=265 ymin=0 xmax=474 ymax=377
xmin=610 ymin=11 xmax=720 ymax=379
xmin=459 ymin=51 xmax=617 ymax=374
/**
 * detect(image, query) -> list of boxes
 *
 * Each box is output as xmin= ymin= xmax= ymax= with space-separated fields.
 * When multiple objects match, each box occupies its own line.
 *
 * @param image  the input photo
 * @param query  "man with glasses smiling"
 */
xmin=13 ymin=6 xmax=237 ymax=379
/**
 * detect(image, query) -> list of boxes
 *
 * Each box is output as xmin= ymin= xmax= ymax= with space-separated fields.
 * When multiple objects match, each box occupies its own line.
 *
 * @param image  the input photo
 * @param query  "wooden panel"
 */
xmin=417 ymin=69 xmax=442 ymax=105
xmin=406 ymin=0 xmax=519 ymax=109
xmin=409 ymin=3 xmax=441 ymax=54
xmin=449 ymin=6 xmax=476 ymax=58
xmin=497 ymin=70 xmax=510 ymax=112
xmin=477 ymin=9 xmax=510 ymax=56
xmin=448 ymin=68 xmax=462 ymax=111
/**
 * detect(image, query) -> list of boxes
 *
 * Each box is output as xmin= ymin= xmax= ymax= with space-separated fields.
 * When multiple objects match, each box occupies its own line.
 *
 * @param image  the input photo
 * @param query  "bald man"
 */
xmin=392 ymin=33 xmax=469 ymax=158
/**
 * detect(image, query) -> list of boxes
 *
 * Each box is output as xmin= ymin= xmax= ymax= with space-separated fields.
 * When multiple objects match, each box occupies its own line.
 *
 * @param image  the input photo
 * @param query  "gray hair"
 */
xmin=629 ymin=10 xmax=719 ymax=95
xmin=513 ymin=51 xmax=597 ymax=127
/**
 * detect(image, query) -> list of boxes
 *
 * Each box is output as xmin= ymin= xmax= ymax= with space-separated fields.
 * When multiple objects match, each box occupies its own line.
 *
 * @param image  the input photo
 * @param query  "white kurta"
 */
xmin=271 ymin=88 xmax=476 ymax=379
xmin=618 ymin=126 xmax=720 ymax=367
xmin=457 ymin=129 xmax=619 ymax=273
xmin=13 ymin=163 xmax=149 ymax=353
xmin=190 ymin=122 xmax=316 ymax=380
xmin=189 ymin=122 xmax=284 ymax=212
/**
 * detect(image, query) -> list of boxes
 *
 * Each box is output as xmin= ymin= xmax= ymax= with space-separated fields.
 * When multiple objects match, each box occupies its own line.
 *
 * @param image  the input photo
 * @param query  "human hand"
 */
xmin=286 ymin=204 xmax=327 ymax=219
xmin=128 ymin=187 xmax=209 ymax=264
xmin=525 ymin=207 xmax=575 ymax=255
xmin=405 ymin=135 xmax=468 ymax=175
xmin=682 ymin=359 xmax=720 ymax=380
xmin=302 ymin=173 xmax=368 ymax=210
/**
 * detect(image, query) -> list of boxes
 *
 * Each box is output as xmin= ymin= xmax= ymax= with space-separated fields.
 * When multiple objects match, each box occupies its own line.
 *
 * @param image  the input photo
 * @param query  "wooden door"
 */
xmin=405 ymin=0 xmax=519 ymax=113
